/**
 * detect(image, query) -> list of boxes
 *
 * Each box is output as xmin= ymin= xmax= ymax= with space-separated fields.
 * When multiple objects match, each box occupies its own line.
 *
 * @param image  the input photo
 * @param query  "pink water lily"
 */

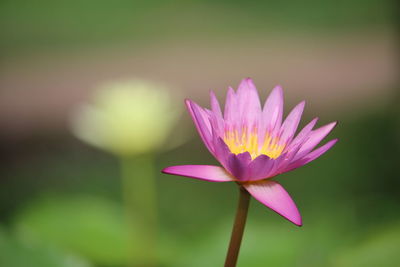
xmin=162 ymin=78 xmax=337 ymax=226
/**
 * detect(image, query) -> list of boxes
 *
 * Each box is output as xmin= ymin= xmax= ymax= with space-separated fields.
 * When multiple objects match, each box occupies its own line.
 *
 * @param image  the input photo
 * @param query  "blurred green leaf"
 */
xmin=172 ymin=210 xmax=360 ymax=267
xmin=333 ymin=222 xmax=400 ymax=267
xmin=13 ymin=194 xmax=130 ymax=266
xmin=174 ymin=220 xmax=305 ymax=267
xmin=0 ymin=225 xmax=91 ymax=267
xmin=0 ymin=0 xmax=394 ymax=56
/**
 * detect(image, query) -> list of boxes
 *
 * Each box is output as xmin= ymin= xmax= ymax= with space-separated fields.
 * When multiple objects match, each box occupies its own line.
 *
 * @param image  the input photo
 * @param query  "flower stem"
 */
xmin=224 ymin=186 xmax=251 ymax=267
xmin=120 ymin=155 xmax=157 ymax=267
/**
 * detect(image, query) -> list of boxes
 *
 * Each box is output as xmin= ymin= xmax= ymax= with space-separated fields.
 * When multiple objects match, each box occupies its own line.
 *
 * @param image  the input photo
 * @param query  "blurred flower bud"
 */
xmin=71 ymin=79 xmax=180 ymax=156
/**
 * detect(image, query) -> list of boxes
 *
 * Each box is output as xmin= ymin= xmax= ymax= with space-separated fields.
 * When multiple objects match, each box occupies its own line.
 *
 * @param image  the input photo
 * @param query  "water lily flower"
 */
xmin=162 ymin=78 xmax=337 ymax=226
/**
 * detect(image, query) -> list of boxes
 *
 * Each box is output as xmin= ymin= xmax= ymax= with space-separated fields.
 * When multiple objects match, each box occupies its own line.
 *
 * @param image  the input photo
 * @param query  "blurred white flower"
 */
xmin=71 ymin=79 xmax=180 ymax=156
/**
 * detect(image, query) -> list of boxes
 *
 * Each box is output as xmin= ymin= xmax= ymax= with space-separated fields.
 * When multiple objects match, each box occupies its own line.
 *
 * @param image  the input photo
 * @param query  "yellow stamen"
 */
xmin=224 ymin=127 xmax=285 ymax=160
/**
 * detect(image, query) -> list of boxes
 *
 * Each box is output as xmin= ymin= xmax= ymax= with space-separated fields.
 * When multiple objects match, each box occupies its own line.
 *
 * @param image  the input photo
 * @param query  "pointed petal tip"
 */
xmin=209 ymin=90 xmax=217 ymax=104
xmin=209 ymin=90 xmax=220 ymax=105
xmin=238 ymin=77 xmax=252 ymax=83
xmin=185 ymin=98 xmax=197 ymax=118
xmin=161 ymin=165 xmax=177 ymax=174
xmin=311 ymin=120 xmax=338 ymax=139
xmin=184 ymin=98 xmax=193 ymax=107
xmin=292 ymin=215 xmax=303 ymax=226
xmin=305 ymin=117 xmax=319 ymax=130
xmin=185 ymin=99 xmax=206 ymax=114
xmin=161 ymin=166 xmax=170 ymax=174
xmin=330 ymin=121 xmax=338 ymax=128
xmin=184 ymin=99 xmax=194 ymax=117
xmin=162 ymin=165 xmax=234 ymax=182
xmin=292 ymin=100 xmax=306 ymax=113
xmin=323 ymin=138 xmax=339 ymax=150
xmin=294 ymin=220 xmax=303 ymax=227
xmin=280 ymin=100 xmax=306 ymax=142
xmin=291 ymin=100 xmax=306 ymax=114
xmin=333 ymin=120 xmax=339 ymax=128
xmin=238 ymin=77 xmax=258 ymax=92
xmin=273 ymin=84 xmax=284 ymax=92
xmin=266 ymin=85 xmax=284 ymax=106
xmin=276 ymin=207 xmax=302 ymax=227
xmin=329 ymin=138 xmax=339 ymax=145
xmin=322 ymin=121 xmax=338 ymax=135
xmin=244 ymin=77 xmax=254 ymax=84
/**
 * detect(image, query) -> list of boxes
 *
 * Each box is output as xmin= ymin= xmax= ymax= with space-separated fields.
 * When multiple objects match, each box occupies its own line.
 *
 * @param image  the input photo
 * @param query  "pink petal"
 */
xmin=287 ymin=117 xmax=318 ymax=150
xmin=209 ymin=91 xmax=224 ymax=136
xmin=212 ymin=136 xmax=231 ymax=169
xmin=279 ymin=101 xmax=305 ymax=145
xmin=247 ymin=154 xmax=275 ymax=181
xmin=264 ymin=152 xmax=292 ymax=177
xmin=301 ymin=139 xmax=338 ymax=164
xmin=285 ymin=139 xmax=338 ymax=172
xmin=226 ymin=152 xmax=252 ymax=180
xmin=185 ymin=99 xmax=215 ymax=155
xmin=293 ymin=121 xmax=337 ymax=162
xmin=224 ymin=86 xmax=237 ymax=124
xmin=262 ymin=85 xmax=284 ymax=133
xmin=280 ymin=118 xmax=319 ymax=169
xmin=162 ymin=165 xmax=234 ymax=182
xmin=244 ymin=180 xmax=302 ymax=226
xmin=210 ymin=90 xmax=223 ymax=118
xmin=236 ymin=78 xmax=262 ymax=126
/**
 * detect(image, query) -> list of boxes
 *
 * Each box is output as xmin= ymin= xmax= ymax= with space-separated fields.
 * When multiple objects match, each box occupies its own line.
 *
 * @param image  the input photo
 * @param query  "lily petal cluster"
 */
xmin=162 ymin=78 xmax=337 ymax=226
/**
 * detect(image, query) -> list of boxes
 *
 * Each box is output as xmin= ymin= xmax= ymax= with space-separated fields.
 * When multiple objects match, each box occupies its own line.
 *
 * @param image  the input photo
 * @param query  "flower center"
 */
xmin=223 ymin=127 xmax=285 ymax=160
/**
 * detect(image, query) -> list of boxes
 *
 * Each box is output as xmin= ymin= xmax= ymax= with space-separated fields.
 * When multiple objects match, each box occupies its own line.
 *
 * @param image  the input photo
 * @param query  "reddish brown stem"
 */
xmin=224 ymin=186 xmax=251 ymax=267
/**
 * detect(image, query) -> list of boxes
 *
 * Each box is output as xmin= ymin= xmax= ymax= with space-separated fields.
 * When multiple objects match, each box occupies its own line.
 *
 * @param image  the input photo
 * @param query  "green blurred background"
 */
xmin=0 ymin=0 xmax=399 ymax=266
